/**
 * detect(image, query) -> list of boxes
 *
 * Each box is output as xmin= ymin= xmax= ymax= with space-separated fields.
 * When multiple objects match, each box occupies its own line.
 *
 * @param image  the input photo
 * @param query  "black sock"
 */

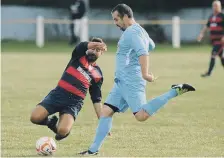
xmin=37 ymin=117 xmax=49 ymax=126
xmin=221 ymin=58 xmax=224 ymax=67
xmin=55 ymin=132 xmax=70 ymax=141
xmin=208 ymin=58 xmax=215 ymax=75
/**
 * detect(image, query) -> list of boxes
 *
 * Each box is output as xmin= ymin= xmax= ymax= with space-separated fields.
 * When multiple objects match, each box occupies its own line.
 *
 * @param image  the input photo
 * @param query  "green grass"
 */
xmin=1 ymin=45 xmax=224 ymax=157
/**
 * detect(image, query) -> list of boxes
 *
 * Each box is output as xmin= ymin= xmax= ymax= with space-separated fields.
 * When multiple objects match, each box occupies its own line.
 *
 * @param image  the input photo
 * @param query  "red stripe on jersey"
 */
xmin=79 ymin=56 xmax=89 ymax=69
xmin=210 ymin=26 xmax=223 ymax=31
xmin=210 ymin=35 xmax=223 ymax=39
xmin=58 ymin=80 xmax=85 ymax=99
xmin=66 ymin=66 xmax=90 ymax=88
xmin=90 ymin=68 xmax=102 ymax=83
xmin=213 ymin=41 xmax=222 ymax=45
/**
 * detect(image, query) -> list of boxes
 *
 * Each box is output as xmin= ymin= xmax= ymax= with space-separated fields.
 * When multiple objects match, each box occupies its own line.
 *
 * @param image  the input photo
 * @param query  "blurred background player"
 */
xmin=30 ymin=38 xmax=107 ymax=141
xmin=197 ymin=0 xmax=224 ymax=77
xmin=69 ymin=0 xmax=86 ymax=45
xmin=79 ymin=4 xmax=195 ymax=155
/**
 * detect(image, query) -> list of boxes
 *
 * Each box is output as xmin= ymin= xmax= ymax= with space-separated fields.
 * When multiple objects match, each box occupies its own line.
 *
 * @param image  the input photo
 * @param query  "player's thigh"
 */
xmin=57 ymin=113 xmax=75 ymax=135
xmin=123 ymin=85 xmax=147 ymax=114
xmin=30 ymin=105 xmax=49 ymax=122
xmin=104 ymin=82 xmax=128 ymax=113
xmin=34 ymin=90 xmax=61 ymax=117
xmin=31 ymin=90 xmax=61 ymax=122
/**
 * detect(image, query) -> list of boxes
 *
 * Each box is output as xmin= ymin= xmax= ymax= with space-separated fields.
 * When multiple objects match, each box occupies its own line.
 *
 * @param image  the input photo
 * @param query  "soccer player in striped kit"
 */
xmin=30 ymin=38 xmax=107 ymax=141
xmin=198 ymin=0 xmax=224 ymax=77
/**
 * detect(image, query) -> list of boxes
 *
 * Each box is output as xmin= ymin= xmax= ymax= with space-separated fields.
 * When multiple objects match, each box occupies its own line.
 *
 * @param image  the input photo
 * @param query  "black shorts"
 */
xmin=212 ymin=45 xmax=224 ymax=58
xmin=38 ymin=87 xmax=83 ymax=119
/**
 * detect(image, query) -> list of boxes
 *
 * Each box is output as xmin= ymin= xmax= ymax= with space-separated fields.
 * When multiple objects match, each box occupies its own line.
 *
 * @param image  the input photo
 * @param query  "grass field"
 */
xmin=1 ymin=43 xmax=224 ymax=157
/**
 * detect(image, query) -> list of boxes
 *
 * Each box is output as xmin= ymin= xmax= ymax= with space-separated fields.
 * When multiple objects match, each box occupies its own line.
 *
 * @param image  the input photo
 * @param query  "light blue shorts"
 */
xmin=105 ymin=80 xmax=146 ymax=113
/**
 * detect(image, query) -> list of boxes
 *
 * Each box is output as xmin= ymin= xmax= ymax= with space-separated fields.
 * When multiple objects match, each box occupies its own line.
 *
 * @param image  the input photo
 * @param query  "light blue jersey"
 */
xmin=115 ymin=23 xmax=155 ymax=87
xmin=105 ymin=23 xmax=155 ymax=113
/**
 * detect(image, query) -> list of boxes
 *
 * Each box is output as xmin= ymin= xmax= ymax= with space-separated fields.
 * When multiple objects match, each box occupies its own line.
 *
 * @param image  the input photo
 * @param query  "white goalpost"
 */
xmin=172 ymin=16 xmax=180 ymax=48
xmin=35 ymin=16 xmax=89 ymax=48
xmin=36 ymin=16 xmax=44 ymax=48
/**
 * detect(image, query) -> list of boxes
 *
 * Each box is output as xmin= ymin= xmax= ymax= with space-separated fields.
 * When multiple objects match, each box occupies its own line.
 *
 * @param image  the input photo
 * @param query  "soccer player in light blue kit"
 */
xmin=79 ymin=4 xmax=196 ymax=155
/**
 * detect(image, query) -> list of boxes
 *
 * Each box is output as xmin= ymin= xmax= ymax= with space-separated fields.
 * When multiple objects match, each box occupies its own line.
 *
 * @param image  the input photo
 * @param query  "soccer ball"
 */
xmin=36 ymin=137 xmax=56 ymax=156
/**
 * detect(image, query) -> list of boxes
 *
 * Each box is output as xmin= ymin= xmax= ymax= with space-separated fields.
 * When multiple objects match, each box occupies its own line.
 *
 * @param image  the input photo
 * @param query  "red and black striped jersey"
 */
xmin=57 ymin=42 xmax=103 ymax=103
xmin=207 ymin=13 xmax=224 ymax=45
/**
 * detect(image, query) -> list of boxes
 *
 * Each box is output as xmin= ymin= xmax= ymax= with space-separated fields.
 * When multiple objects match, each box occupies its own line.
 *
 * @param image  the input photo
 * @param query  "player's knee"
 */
xmin=135 ymin=115 xmax=147 ymax=122
xmin=100 ymin=105 xmax=115 ymax=117
xmin=30 ymin=106 xmax=49 ymax=124
xmin=57 ymin=126 xmax=70 ymax=136
xmin=30 ymin=112 xmax=43 ymax=124
xmin=134 ymin=110 xmax=150 ymax=122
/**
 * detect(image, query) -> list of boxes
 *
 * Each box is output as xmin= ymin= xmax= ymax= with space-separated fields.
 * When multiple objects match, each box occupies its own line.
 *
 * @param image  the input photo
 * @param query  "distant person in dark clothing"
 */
xmin=69 ymin=0 xmax=86 ymax=45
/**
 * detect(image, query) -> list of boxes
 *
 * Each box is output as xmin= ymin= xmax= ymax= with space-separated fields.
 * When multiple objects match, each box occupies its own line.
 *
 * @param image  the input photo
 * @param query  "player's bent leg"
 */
xmin=55 ymin=113 xmax=74 ymax=141
xmin=134 ymin=110 xmax=150 ymax=122
xmin=30 ymin=105 xmax=59 ymax=134
xmin=140 ymin=84 xmax=195 ymax=118
xmin=30 ymin=105 xmax=49 ymax=125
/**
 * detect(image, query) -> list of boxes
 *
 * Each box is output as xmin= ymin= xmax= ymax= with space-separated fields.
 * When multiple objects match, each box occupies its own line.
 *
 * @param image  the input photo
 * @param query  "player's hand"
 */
xmin=145 ymin=73 xmax=158 ymax=82
xmin=149 ymin=73 xmax=158 ymax=82
xmin=96 ymin=43 xmax=107 ymax=52
xmin=197 ymin=33 xmax=204 ymax=42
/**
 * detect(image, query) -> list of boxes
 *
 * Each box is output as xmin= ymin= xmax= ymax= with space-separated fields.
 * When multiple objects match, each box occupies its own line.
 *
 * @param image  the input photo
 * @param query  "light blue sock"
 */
xmin=89 ymin=117 xmax=112 ymax=152
xmin=142 ymin=89 xmax=177 ymax=116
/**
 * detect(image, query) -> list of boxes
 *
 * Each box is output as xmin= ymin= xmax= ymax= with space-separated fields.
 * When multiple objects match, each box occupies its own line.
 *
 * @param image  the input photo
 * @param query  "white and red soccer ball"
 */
xmin=36 ymin=137 xmax=56 ymax=156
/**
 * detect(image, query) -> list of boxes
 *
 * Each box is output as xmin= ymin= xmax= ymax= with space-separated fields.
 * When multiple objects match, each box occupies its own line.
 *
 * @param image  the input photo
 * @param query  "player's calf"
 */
xmin=55 ymin=125 xmax=71 ymax=141
xmin=54 ymin=113 xmax=74 ymax=141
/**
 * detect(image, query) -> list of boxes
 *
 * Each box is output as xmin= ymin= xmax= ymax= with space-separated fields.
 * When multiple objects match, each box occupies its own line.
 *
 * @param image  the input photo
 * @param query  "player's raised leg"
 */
xmin=135 ymin=84 xmax=195 ymax=121
xmin=55 ymin=113 xmax=74 ymax=141
xmin=30 ymin=105 xmax=49 ymax=125
xmin=30 ymin=105 xmax=58 ymax=134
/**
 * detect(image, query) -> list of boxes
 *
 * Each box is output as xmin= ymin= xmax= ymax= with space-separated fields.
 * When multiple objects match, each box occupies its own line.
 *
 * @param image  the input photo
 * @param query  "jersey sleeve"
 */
xmin=89 ymin=78 xmax=103 ymax=104
xmin=72 ymin=42 xmax=88 ymax=59
xmin=130 ymin=31 xmax=154 ymax=57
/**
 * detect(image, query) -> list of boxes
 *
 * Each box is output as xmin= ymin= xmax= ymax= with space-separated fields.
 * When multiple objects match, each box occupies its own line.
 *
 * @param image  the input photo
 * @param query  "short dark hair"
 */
xmin=111 ymin=4 xmax=133 ymax=18
xmin=91 ymin=37 xmax=103 ymax=43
